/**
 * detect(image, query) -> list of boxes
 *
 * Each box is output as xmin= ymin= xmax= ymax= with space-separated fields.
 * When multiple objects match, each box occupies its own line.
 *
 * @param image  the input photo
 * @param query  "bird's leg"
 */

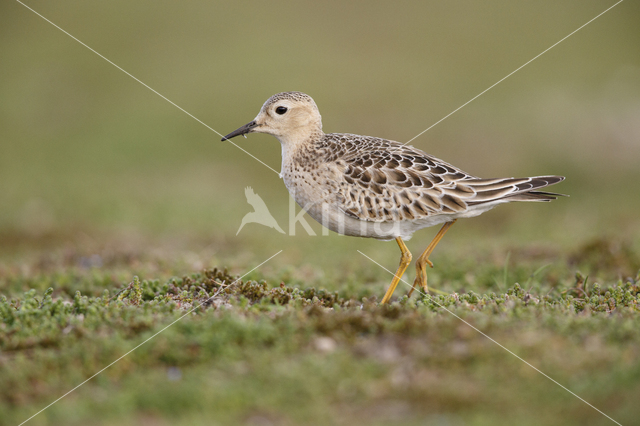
xmin=409 ymin=220 xmax=457 ymax=297
xmin=380 ymin=237 xmax=412 ymax=304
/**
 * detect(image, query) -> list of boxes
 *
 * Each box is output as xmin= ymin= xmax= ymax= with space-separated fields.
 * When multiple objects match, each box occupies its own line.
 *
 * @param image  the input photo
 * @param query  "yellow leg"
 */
xmin=409 ymin=220 xmax=457 ymax=297
xmin=380 ymin=237 xmax=412 ymax=304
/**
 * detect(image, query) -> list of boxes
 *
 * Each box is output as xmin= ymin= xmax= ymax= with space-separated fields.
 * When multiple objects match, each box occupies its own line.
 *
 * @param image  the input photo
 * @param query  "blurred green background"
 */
xmin=2 ymin=0 xmax=639 ymax=277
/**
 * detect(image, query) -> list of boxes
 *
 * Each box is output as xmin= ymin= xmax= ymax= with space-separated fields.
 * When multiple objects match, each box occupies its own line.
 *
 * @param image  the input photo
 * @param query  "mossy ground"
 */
xmin=1 ymin=237 xmax=639 ymax=426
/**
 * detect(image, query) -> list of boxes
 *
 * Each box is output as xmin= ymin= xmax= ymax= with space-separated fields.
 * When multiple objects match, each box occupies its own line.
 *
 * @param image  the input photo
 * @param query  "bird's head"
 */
xmin=221 ymin=92 xmax=323 ymax=146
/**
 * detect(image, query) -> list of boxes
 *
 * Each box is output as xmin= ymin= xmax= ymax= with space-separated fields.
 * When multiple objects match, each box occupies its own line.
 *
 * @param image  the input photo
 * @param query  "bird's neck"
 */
xmin=278 ymin=129 xmax=325 ymax=180
xmin=278 ymin=128 xmax=324 ymax=161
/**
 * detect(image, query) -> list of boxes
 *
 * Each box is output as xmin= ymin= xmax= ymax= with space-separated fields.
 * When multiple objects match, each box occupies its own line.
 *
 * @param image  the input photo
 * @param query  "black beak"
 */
xmin=221 ymin=120 xmax=259 ymax=141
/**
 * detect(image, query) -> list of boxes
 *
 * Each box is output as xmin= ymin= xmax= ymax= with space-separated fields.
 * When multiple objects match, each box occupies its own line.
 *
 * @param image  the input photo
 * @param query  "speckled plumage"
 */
xmin=222 ymin=91 xmax=565 ymax=302
xmin=287 ymin=132 xmax=563 ymax=237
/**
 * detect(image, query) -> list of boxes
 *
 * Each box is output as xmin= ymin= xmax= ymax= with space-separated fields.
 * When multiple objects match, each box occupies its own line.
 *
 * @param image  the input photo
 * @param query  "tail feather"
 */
xmin=465 ymin=175 xmax=566 ymax=206
xmin=505 ymin=190 xmax=567 ymax=202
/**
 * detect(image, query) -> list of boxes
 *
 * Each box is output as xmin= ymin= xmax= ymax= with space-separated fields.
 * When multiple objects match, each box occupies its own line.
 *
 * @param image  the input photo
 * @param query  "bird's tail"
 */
xmin=464 ymin=175 xmax=567 ymax=206
xmin=504 ymin=190 xmax=566 ymax=202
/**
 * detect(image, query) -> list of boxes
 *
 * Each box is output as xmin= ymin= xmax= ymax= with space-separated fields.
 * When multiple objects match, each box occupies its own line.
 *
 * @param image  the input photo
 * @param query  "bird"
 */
xmin=236 ymin=186 xmax=285 ymax=235
xmin=222 ymin=92 xmax=565 ymax=303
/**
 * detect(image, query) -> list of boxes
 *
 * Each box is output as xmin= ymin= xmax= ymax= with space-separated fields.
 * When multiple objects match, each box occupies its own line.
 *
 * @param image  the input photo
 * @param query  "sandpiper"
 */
xmin=222 ymin=92 xmax=565 ymax=303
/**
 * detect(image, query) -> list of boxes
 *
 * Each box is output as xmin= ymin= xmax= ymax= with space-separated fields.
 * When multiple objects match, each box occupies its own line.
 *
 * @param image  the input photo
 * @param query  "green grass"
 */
xmin=1 ymin=240 xmax=639 ymax=426
xmin=2 ymin=0 xmax=640 ymax=425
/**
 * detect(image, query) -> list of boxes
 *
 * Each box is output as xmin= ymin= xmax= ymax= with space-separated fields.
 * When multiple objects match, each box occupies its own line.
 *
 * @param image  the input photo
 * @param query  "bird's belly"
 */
xmin=282 ymin=171 xmax=378 ymax=237
xmin=303 ymin=204 xmax=461 ymax=241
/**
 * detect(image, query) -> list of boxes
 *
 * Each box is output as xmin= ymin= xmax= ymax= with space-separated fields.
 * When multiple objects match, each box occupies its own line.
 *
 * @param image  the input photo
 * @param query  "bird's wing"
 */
xmin=322 ymin=134 xmax=564 ymax=223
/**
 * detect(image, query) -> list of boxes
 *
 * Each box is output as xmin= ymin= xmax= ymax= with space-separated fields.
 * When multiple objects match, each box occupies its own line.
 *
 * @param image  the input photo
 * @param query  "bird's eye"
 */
xmin=275 ymin=106 xmax=288 ymax=115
